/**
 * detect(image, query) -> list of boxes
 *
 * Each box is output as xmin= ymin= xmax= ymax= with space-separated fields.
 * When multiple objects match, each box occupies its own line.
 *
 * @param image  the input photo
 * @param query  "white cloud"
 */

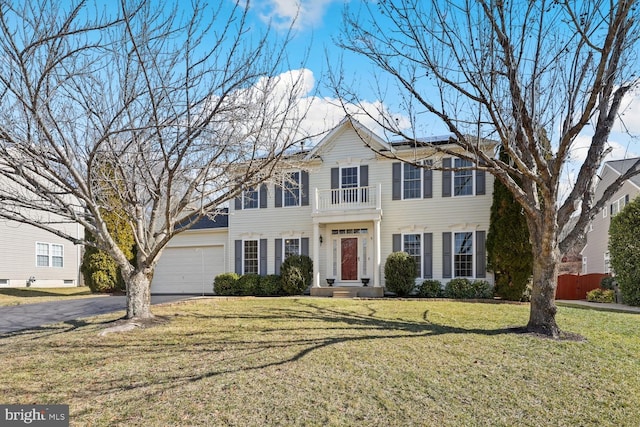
xmin=254 ymin=0 xmax=341 ymax=30
xmin=614 ymin=86 xmax=640 ymax=134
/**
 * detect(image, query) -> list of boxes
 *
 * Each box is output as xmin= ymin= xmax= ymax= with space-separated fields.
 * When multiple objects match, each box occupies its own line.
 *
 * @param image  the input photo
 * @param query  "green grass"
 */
xmin=1 ymin=298 xmax=639 ymax=426
xmin=0 ymin=286 xmax=98 ymax=306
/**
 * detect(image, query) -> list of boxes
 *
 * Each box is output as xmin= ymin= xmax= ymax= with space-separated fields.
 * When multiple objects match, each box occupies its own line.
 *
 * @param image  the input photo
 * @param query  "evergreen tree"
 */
xmin=609 ymin=196 xmax=640 ymax=306
xmin=487 ymin=150 xmax=533 ymax=301
xmin=81 ymin=163 xmax=135 ymax=293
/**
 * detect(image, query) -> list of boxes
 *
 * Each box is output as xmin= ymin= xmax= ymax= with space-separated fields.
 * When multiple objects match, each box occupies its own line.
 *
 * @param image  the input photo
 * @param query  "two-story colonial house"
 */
xmin=582 ymin=158 xmax=640 ymax=274
xmin=223 ymin=116 xmax=495 ymax=297
xmin=151 ymin=117 xmax=494 ymax=295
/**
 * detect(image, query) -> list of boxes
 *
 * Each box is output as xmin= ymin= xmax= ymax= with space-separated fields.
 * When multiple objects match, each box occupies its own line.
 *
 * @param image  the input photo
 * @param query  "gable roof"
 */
xmin=604 ymin=157 xmax=640 ymax=189
xmin=304 ymin=116 xmax=393 ymax=160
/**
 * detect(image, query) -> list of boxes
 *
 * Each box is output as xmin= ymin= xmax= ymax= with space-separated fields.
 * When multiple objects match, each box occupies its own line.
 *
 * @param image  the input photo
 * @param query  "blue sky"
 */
xmin=67 ymin=0 xmax=640 ymax=195
xmin=244 ymin=0 xmax=640 ymax=147
xmin=242 ymin=0 xmax=640 ymax=200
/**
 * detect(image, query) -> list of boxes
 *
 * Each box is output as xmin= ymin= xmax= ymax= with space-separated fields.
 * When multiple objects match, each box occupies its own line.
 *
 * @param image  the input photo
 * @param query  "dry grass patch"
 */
xmin=1 ymin=298 xmax=639 ymax=426
xmin=0 ymin=287 xmax=97 ymax=306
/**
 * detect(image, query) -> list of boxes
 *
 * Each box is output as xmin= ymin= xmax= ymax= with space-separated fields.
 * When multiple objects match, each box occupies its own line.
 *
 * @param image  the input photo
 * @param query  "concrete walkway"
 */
xmin=556 ymin=299 xmax=640 ymax=314
xmin=0 ymin=295 xmax=189 ymax=335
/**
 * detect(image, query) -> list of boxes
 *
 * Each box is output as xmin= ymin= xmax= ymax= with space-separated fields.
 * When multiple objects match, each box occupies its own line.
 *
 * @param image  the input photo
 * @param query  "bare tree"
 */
xmin=336 ymin=0 xmax=640 ymax=336
xmin=0 ymin=0 xmax=310 ymax=319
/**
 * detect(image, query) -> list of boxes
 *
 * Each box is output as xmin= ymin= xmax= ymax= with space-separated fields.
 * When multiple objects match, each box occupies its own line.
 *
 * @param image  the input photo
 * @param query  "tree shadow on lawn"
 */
xmin=139 ymin=299 xmax=534 ymax=387
xmin=0 ymin=318 xmax=115 ymax=341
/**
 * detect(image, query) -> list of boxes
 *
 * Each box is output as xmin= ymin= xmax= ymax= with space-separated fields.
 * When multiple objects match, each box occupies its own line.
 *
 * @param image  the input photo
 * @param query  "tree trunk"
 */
xmin=526 ymin=240 xmax=560 ymax=337
xmin=125 ymin=269 xmax=154 ymax=319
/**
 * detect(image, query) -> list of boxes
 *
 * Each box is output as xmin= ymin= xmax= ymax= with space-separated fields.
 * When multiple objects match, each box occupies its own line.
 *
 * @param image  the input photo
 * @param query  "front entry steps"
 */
xmin=310 ymin=286 xmax=384 ymax=298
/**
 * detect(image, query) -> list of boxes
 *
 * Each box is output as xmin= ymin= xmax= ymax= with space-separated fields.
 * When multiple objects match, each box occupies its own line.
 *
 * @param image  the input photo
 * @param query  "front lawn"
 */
xmin=0 ymin=286 xmax=97 ymax=306
xmin=1 ymin=298 xmax=638 ymax=426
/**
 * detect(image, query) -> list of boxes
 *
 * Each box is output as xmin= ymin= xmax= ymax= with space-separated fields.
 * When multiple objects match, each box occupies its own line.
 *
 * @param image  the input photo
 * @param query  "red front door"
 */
xmin=341 ymin=238 xmax=358 ymax=280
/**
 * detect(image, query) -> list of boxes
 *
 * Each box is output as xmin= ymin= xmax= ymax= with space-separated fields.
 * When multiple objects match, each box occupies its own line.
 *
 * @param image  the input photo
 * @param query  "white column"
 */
xmin=313 ymin=222 xmax=321 ymax=287
xmin=374 ymin=219 xmax=381 ymax=287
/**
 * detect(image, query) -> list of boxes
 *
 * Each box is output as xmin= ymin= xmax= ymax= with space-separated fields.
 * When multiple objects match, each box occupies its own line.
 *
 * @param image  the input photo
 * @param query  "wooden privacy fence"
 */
xmin=556 ymin=273 xmax=608 ymax=300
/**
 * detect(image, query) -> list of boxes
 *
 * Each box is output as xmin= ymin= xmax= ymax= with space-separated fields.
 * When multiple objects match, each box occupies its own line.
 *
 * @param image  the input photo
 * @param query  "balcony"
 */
xmin=312 ymin=184 xmax=382 ymax=216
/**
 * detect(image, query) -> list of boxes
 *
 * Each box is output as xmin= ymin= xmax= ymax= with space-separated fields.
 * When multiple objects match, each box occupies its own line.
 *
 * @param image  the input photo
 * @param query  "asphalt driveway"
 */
xmin=0 ymin=295 xmax=190 ymax=335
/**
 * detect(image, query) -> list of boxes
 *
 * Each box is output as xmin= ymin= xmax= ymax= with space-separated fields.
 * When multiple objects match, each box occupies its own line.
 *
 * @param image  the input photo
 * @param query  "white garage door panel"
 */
xmin=152 ymin=246 xmax=224 ymax=294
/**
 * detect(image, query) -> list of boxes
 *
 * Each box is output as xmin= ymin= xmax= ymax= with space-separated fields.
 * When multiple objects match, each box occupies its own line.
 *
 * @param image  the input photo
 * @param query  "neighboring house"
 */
xmin=0 ymin=217 xmax=83 ymax=288
xmin=151 ymin=117 xmax=495 ymax=295
xmin=582 ymin=158 xmax=640 ymax=274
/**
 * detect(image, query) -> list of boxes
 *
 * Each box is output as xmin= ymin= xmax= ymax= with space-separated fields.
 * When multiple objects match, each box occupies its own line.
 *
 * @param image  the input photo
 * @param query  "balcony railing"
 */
xmin=313 ymin=184 xmax=382 ymax=213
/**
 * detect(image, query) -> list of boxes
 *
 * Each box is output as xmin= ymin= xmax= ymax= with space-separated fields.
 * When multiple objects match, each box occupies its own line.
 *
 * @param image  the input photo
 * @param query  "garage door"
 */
xmin=152 ymin=246 xmax=224 ymax=294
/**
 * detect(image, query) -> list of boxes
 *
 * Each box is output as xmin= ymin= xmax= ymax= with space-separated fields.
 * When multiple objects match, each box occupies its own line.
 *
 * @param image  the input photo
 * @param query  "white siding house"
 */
xmin=151 ymin=117 xmax=494 ymax=295
xmin=582 ymin=158 xmax=640 ymax=274
xmin=227 ymin=117 xmax=495 ymax=296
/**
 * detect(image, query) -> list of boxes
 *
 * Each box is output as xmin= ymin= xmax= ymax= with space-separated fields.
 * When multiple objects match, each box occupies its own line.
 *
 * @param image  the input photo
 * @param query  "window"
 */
xmin=283 ymin=172 xmax=301 ymax=207
xmin=283 ymin=238 xmax=300 ymax=259
xmin=243 ymin=187 xmax=258 ymax=209
xmin=454 ymin=232 xmax=473 ymax=277
xmin=36 ymin=243 xmax=49 ymax=267
xmin=582 ymin=256 xmax=588 ymax=274
xmin=610 ymin=194 xmax=630 ymax=217
xmin=51 ymin=244 xmax=64 ymax=267
xmin=36 ymin=243 xmax=64 ymax=268
xmin=604 ymin=252 xmax=611 ymax=274
xmin=403 ymin=163 xmax=422 ymax=199
xmin=403 ymin=234 xmax=422 ymax=277
xmin=454 ymin=158 xmax=473 ymax=196
xmin=341 ymin=166 xmax=359 ymax=202
xmin=243 ymin=240 xmax=258 ymax=274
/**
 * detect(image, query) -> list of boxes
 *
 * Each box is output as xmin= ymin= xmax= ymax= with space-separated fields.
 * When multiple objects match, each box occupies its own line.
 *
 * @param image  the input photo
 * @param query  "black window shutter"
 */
xmin=301 ymin=171 xmax=309 ymax=206
xmin=235 ymin=240 xmax=242 ymax=274
xmin=442 ymin=158 xmax=452 ymax=197
xmin=476 ymin=231 xmax=486 ymax=278
xmin=424 ymin=160 xmax=433 ymax=199
xmin=360 ymin=165 xmax=368 ymax=186
xmin=235 ymin=195 xmax=242 ymax=210
xmin=259 ymin=184 xmax=267 ymax=209
xmin=360 ymin=165 xmax=369 ymax=202
xmin=331 ymin=168 xmax=339 ymax=189
xmin=275 ymin=181 xmax=283 ymax=208
xmin=274 ymin=239 xmax=282 ymax=275
xmin=331 ymin=167 xmax=339 ymax=204
xmin=392 ymin=234 xmax=401 ymax=252
xmin=423 ymin=233 xmax=433 ymax=279
xmin=259 ymin=239 xmax=267 ymax=276
xmin=442 ymin=232 xmax=452 ymax=278
xmin=392 ymin=163 xmax=401 ymax=200
xmin=476 ymin=170 xmax=486 ymax=195
xmin=301 ymin=237 xmax=310 ymax=256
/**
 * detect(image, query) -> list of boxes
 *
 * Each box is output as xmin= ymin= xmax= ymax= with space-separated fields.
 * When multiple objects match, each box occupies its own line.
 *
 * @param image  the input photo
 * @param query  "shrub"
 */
xmin=214 ymin=273 xmax=240 ymax=295
xmin=281 ymin=255 xmax=313 ymax=295
xmin=384 ymin=252 xmax=417 ymax=296
xmin=82 ymin=250 xmax=124 ymax=293
xmin=444 ymin=278 xmax=493 ymax=299
xmin=586 ymin=288 xmax=615 ymax=303
xmin=417 ymin=279 xmax=443 ymax=298
xmin=472 ymin=280 xmax=494 ymax=299
xmin=256 ymin=274 xmax=283 ymax=296
xmin=600 ymin=276 xmax=615 ymax=290
xmin=609 ymin=196 xmax=640 ymax=306
xmin=237 ymin=274 xmax=260 ymax=296
xmin=444 ymin=278 xmax=474 ymax=299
